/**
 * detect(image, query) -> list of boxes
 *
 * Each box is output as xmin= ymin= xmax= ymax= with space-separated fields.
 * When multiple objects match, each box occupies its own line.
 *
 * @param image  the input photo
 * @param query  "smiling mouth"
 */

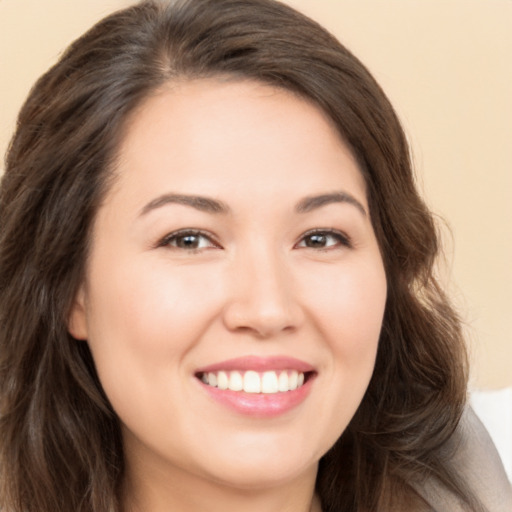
xmin=196 ymin=370 xmax=313 ymax=394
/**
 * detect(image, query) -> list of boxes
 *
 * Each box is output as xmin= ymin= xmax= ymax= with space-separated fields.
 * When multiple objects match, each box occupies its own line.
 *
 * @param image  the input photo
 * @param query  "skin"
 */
xmin=69 ymin=79 xmax=387 ymax=512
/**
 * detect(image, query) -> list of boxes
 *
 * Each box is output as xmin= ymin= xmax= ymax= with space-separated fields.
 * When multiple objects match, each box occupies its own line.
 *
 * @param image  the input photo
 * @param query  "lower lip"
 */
xmin=199 ymin=376 xmax=315 ymax=418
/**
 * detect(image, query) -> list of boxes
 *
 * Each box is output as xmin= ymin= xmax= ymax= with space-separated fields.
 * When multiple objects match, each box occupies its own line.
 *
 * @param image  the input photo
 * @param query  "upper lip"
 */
xmin=195 ymin=355 xmax=315 ymax=374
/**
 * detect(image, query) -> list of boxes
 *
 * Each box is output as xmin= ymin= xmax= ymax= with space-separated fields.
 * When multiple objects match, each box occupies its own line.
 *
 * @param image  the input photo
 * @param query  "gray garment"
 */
xmin=414 ymin=407 xmax=512 ymax=512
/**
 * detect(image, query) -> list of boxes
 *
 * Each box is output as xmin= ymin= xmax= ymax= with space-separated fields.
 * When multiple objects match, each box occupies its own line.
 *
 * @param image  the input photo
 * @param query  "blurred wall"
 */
xmin=1 ymin=0 xmax=511 ymax=389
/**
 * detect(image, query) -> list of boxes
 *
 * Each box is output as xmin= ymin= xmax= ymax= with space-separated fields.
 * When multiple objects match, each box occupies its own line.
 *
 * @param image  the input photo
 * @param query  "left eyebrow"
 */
xmin=295 ymin=192 xmax=367 ymax=217
xmin=138 ymin=193 xmax=231 ymax=217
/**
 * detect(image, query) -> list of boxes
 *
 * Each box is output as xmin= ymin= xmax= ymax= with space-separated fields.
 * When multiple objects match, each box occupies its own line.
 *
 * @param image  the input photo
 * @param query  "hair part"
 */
xmin=0 ymin=1 xmax=475 ymax=511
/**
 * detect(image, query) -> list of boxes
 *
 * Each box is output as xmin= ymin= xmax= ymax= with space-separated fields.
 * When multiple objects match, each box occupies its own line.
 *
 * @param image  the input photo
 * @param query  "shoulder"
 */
xmin=415 ymin=406 xmax=512 ymax=512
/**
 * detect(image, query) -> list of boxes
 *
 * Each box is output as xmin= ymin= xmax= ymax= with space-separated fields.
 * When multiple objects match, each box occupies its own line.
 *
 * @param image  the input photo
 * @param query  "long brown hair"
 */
xmin=0 ymin=1 xmax=475 ymax=511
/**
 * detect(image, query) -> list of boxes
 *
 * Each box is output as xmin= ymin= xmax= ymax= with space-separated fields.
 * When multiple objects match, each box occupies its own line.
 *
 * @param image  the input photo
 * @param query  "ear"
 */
xmin=68 ymin=285 xmax=88 ymax=340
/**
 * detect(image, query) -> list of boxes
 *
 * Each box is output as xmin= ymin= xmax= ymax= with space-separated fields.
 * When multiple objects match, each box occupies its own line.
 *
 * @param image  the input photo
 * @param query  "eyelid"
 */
xmin=155 ymin=228 xmax=351 ymax=251
xmin=295 ymin=228 xmax=352 ymax=249
xmin=157 ymin=228 xmax=222 ymax=250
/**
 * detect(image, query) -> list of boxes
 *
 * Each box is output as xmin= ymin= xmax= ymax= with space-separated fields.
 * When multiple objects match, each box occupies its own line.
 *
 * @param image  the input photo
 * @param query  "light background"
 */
xmin=1 ymin=0 xmax=511 ymax=389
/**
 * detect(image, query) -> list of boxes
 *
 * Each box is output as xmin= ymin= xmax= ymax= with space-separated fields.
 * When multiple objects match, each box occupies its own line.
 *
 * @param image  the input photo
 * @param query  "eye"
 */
xmin=159 ymin=230 xmax=220 ymax=251
xmin=296 ymin=229 xmax=351 ymax=250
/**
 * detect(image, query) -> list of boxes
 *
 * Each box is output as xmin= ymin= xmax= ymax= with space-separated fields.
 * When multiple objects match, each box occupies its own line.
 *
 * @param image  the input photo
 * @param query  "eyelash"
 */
xmin=158 ymin=228 xmax=352 ymax=252
xmin=296 ymin=229 xmax=352 ymax=251
xmin=158 ymin=229 xmax=220 ymax=252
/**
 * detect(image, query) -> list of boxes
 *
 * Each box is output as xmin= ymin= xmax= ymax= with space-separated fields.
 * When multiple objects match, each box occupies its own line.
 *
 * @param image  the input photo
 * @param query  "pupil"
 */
xmin=307 ymin=234 xmax=326 ymax=247
xmin=178 ymin=235 xmax=198 ymax=248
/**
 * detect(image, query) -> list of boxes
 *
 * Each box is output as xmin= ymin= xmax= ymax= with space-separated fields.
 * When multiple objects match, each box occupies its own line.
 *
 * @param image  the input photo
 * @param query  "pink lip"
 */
xmin=199 ymin=380 xmax=314 ymax=418
xmin=195 ymin=355 xmax=315 ymax=374
xmin=195 ymin=356 xmax=316 ymax=418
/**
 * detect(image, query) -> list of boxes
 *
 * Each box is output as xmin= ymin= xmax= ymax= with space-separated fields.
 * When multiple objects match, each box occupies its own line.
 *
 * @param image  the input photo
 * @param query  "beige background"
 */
xmin=1 ymin=0 xmax=510 ymax=389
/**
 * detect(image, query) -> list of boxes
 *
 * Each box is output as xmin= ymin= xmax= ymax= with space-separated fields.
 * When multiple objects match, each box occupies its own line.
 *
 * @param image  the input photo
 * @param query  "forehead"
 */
xmin=109 ymin=78 xmax=367 ymax=213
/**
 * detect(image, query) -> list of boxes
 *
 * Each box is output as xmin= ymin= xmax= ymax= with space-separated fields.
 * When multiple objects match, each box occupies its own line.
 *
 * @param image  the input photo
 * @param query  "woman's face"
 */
xmin=69 ymin=80 xmax=387 ymax=491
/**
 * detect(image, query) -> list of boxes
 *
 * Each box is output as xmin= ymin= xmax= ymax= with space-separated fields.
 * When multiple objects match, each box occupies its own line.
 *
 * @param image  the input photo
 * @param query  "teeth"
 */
xmin=244 ymin=371 xmax=261 ymax=393
xmin=278 ymin=371 xmax=289 ymax=391
xmin=208 ymin=372 xmax=217 ymax=387
xmin=200 ymin=370 xmax=307 ymax=394
xmin=217 ymin=371 xmax=229 ymax=390
xmin=228 ymin=371 xmax=243 ymax=391
xmin=289 ymin=370 xmax=298 ymax=390
xmin=261 ymin=371 xmax=278 ymax=393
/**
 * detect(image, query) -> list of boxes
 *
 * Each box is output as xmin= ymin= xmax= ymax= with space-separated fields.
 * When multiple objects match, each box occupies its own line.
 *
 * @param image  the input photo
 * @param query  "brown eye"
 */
xmin=161 ymin=230 xmax=218 ymax=251
xmin=297 ymin=230 xmax=351 ymax=250
xmin=304 ymin=233 xmax=329 ymax=248
xmin=175 ymin=234 xmax=203 ymax=249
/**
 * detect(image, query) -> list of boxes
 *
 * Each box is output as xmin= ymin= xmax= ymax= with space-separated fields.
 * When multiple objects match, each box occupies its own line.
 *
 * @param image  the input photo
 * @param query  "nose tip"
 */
xmin=223 ymin=299 xmax=302 ymax=338
xmin=222 ymin=261 xmax=304 ymax=338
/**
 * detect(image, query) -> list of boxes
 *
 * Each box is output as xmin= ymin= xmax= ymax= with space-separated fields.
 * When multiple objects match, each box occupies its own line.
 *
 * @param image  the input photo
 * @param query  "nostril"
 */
xmin=222 ymin=304 xmax=304 ymax=338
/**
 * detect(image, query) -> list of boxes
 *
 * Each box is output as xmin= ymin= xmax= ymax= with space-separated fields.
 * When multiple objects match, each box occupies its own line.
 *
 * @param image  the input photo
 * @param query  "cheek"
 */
xmin=83 ymin=259 xmax=223 ymax=398
xmin=301 ymin=258 xmax=386 ymax=416
xmin=304 ymin=258 xmax=387 ymax=348
xmin=315 ymin=265 xmax=386 ymax=437
xmin=88 ymin=256 xmax=216 ymax=336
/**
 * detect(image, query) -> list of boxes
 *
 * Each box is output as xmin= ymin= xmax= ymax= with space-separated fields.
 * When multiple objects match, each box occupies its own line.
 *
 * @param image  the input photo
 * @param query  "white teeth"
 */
xmin=208 ymin=372 xmax=217 ymax=387
xmin=200 ymin=370 xmax=307 ymax=394
xmin=289 ymin=370 xmax=298 ymax=390
xmin=217 ymin=371 xmax=229 ymax=390
xmin=243 ymin=371 xmax=261 ymax=393
xmin=261 ymin=371 xmax=279 ymax=393
xmin=228 ymin=371 xmax=243 ymax=391
xmin=278 ymin=371 xmax=289 ymax=392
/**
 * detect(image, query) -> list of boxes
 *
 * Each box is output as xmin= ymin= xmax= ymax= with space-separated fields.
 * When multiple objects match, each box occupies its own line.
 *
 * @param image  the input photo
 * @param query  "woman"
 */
xmin=0 ymin=0 xmax=510 ymax=511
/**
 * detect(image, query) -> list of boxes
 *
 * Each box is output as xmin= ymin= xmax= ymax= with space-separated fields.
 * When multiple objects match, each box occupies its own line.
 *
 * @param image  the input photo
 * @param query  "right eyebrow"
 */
xmin=138 ymin=193 xmax=231 ymax=217
xmin=295 ymin=191 xmax=367 ymax=217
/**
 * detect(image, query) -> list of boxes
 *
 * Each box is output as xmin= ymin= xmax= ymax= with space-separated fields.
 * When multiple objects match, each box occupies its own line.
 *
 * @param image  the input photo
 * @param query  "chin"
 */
xmin=192 ymin=436 xmax=323 ymax=490
xmin=204 ymin=459 xmax=318 ymax=491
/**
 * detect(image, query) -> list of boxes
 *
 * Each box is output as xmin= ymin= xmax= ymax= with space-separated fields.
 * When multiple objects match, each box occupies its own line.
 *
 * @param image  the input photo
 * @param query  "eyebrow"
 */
xmin=139 ymin=193 xmax=231 ymax=216
xmin=295 ymin=192 xmax=367 ymax=216
xmin=139 ymin=190 xmax=367 ymax=218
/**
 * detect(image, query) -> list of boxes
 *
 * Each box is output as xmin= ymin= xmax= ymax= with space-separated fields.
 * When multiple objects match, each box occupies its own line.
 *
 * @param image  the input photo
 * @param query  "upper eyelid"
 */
xmin=297 ymin=228 xmax=351 ymax=242
xmin=156 ymin=227 xmax=351 ymax=249
xmin=158 ymin=229 xmax=221 ymax=248
xmin=300 ymin=228 xmax=347 ymax=236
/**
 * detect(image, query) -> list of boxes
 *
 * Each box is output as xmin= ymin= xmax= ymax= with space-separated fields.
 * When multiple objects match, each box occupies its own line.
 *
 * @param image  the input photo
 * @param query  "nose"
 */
xmin=222 ymin=248 xmax=304 ymax=338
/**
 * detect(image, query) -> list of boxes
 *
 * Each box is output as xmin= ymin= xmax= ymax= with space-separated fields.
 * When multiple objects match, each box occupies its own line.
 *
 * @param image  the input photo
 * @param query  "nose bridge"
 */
xmin=223 ymin=238 xmax=303 ymax=337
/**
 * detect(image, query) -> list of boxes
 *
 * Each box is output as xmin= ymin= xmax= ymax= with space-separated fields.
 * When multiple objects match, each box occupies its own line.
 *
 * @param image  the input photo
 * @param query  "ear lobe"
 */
xmin=68 ymin=286 xmax=88 ymax=340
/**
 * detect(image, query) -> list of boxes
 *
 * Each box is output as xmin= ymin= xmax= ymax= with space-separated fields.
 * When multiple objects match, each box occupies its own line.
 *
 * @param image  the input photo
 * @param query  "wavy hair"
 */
xmin=0 ymin=1 xmax=475 ymax=511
